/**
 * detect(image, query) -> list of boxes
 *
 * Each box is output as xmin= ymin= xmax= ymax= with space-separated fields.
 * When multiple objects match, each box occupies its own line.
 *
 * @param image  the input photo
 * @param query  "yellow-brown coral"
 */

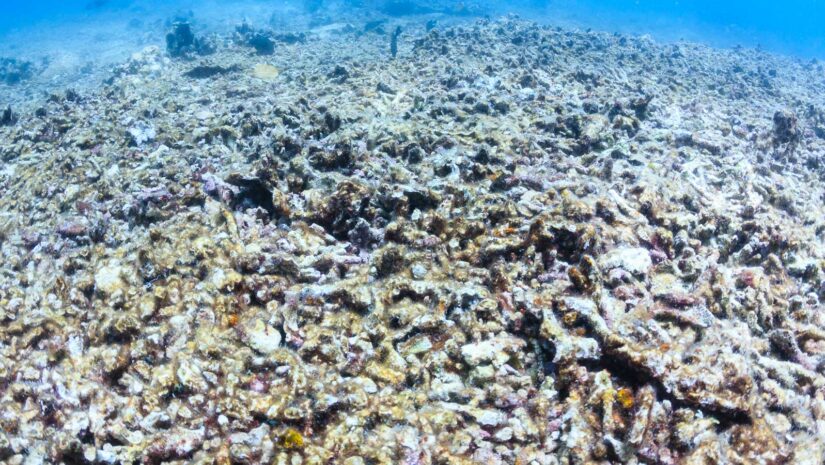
xmin=279 ymin=428 xmax=305 ymax=450
xmin=616 ymin=388 xmax=634 ymax=409
xmin=562 ymin=311 xmax=579 ymax=327
xmin=568 ymin=266 xmax=591 ymax=292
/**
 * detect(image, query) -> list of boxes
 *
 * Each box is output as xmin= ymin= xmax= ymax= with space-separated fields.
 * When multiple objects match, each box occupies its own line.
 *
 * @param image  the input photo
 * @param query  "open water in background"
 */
xmin=1 ymin=0 xmax=824 ymax=71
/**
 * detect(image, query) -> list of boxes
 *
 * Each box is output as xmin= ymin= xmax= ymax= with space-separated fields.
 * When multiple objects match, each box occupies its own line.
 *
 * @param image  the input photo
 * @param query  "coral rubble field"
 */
xmin=2 ymin=16 xmax=825 ymax=464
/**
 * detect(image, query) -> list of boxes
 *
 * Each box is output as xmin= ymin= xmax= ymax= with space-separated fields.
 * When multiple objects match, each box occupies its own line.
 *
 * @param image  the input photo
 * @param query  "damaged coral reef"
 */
xmin=2 ymin=16 xmax=825 ymax=465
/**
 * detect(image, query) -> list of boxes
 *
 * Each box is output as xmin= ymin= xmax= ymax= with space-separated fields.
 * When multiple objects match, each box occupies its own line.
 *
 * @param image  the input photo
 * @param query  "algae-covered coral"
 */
xmin=1 ymin=15 xmax=825 ymax=465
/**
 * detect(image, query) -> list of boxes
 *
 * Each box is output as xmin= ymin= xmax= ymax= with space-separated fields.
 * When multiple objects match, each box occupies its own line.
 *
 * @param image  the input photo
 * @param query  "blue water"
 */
xmin=544 ymin=0 xmax=825 ymax=59
xmin=1 ymin=0 xmax=824 ymax=58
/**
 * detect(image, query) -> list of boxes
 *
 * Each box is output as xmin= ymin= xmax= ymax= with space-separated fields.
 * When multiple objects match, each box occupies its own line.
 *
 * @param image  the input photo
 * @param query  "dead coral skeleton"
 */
xmin=0 ymin=15 xmax=824 ymax=465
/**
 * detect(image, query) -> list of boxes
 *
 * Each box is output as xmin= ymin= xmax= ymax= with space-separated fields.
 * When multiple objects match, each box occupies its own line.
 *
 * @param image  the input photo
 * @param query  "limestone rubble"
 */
xmin=1 ymin=16 xmax=825 ymax=465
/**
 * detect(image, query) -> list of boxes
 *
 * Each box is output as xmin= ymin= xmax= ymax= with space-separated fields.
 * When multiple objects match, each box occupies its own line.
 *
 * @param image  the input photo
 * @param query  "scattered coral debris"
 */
xmin=0 ymin=15 xmax=824 ymax=465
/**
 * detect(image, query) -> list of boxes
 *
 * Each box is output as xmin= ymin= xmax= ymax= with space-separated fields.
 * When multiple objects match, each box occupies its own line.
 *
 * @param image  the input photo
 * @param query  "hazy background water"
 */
xmin=0 ymin=0 xmax=824 ymax=104
xmin=542 ymin=0 xmax=825 ymax=59
xmin=2 ymin=0 xmax=824 ymax=57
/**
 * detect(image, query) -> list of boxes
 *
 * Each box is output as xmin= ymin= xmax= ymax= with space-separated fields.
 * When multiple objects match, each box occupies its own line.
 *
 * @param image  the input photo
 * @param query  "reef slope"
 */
xmin=2 ymin=17 xmax=825 ymax=464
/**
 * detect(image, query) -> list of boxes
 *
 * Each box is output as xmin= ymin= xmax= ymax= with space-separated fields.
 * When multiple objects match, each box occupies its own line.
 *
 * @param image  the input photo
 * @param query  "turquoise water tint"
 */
xmin=1 ymin=0 xmax=824 ymax=58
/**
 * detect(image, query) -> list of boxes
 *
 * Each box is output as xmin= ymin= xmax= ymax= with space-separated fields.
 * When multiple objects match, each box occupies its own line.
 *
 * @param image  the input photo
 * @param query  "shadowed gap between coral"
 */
xmin=579 ymin=353 xmax=752 ymax=430
xmin=252 ymin=400 xmax=344 ymax=437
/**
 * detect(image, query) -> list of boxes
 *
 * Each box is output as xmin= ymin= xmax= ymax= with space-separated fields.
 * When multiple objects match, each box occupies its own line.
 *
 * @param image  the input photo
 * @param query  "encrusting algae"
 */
xmin=251 ymin=63 xmax=280 ymax=81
